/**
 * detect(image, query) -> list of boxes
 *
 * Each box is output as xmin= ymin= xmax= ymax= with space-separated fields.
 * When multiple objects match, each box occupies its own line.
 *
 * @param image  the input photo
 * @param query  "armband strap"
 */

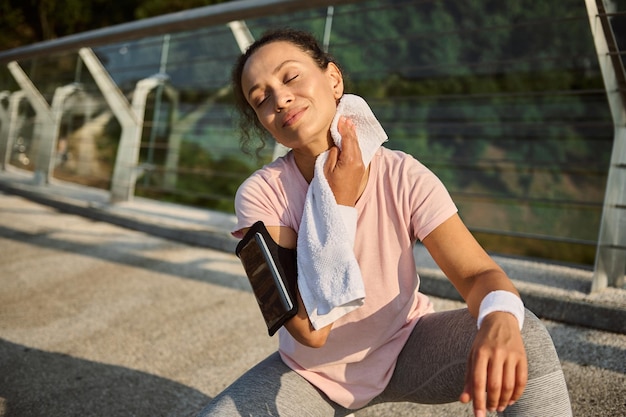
xmin=477 ymin=290 xmax=525 ymax=331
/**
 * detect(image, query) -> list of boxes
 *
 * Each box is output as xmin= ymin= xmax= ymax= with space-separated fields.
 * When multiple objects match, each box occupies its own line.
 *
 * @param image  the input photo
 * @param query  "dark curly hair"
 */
xmin=231 ymin=28 xmax=339 ymax=156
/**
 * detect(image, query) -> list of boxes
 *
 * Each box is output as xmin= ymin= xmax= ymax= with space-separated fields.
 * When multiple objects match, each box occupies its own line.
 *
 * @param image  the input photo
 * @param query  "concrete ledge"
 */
xmin=0 ymin=174 xmax=239 ymax=253
xmin=418 ymin=269 xmax=626 ymax=335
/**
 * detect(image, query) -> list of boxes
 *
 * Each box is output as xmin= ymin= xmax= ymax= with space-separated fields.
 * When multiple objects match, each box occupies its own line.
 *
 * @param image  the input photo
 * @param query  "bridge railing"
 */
xmin=0 ymin=0 xmax=624 ymax=290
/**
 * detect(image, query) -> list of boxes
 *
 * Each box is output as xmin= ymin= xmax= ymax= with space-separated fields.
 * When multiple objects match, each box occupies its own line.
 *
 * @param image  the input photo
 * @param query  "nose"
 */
xmin=274 ymin=86 xmax=293 ymax=113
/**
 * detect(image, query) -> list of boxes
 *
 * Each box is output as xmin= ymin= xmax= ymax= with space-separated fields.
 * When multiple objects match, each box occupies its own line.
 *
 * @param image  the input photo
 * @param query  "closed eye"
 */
xmin=252 ymin=73 xmax=299 ymax=108
xmin=256 ymin=95 xmax=269 ymax=108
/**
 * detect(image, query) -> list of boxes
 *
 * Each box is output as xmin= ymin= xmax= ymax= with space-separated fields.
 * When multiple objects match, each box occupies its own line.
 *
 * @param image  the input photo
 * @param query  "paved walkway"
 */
xmin=0 ymin=168 xmax=625 ymax=416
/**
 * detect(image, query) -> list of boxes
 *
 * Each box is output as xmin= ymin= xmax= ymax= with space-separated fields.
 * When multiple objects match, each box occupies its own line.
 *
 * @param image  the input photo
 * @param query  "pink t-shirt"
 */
xmin=233 ymin=147 xmax=458 ymax=409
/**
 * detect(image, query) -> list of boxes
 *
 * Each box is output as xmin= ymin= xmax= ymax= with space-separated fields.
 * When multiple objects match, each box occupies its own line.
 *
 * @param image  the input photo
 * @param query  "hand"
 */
xmin=324 ymin=116 xmax=365 ymax=206
xmin=460 ymin=312 xmax=528 ymax=417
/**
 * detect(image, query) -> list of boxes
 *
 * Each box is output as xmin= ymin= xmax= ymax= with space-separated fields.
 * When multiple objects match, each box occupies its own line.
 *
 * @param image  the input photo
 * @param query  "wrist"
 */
xmin=477 ymin=290 xmax=525 ymax=331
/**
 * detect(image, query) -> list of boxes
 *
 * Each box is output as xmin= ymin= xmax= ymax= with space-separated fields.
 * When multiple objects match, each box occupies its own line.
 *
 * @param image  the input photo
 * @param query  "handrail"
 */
xmin=0 ymin=0 xmax=359 ymax=64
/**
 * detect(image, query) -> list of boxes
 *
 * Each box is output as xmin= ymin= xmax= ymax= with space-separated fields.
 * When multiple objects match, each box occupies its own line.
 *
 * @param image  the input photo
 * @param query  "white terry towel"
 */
xmin=297 ymin=94 xmax=388 ymax=330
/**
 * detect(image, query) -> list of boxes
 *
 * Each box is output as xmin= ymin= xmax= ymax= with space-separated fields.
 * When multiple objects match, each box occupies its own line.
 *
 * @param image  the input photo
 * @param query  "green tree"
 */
xmin=0 ymin=0 xmax=231 ymax=51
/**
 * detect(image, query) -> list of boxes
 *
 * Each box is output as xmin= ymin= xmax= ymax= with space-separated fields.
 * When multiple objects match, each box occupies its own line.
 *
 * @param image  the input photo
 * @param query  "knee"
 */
xmin=196 ymin=394 xmax=238 ymax=417
xmin=521 ymin=309 xmax=563 ymax=378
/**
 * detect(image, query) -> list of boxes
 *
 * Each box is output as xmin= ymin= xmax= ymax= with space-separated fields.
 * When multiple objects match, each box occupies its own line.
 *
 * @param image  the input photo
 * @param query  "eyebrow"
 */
xmin=246 ymin=59 xmax=300 ymax=100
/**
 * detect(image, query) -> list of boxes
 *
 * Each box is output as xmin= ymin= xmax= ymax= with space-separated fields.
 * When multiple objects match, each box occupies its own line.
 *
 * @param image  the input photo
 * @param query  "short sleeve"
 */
xmin=231 ymin=153 xmax=307 ymax=239
xmin=232 ymin=174 xmax=284 ymax=238
xmin=405 ymin=158 xmax=458 ymax=242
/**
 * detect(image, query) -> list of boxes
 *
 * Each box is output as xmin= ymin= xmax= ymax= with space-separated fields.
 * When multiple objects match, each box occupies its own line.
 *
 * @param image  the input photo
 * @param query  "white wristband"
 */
xmin=337 ymin=205 xmax=358 ymax=247
xmin=477 ymin=290 xmax=525 ymax=331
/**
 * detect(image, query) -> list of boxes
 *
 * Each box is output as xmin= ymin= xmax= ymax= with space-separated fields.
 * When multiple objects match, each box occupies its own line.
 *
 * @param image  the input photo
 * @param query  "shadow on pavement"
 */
xmin=0 ymin=339 xmax=210 ymax=417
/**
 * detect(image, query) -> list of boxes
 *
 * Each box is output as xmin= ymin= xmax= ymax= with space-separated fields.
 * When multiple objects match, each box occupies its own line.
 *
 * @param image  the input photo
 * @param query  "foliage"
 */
xmin=135 ymin=141 xmax=256 ymax=213
xmin=323 ymin=0 xmax=612 ymax=262
xmin=0 ymin=0 xmax=230 ymax=51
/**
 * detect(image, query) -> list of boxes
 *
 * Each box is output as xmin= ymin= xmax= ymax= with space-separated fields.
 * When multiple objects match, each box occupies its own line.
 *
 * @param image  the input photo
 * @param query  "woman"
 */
xmin=197 ymin=28 xmax=572 ymax=417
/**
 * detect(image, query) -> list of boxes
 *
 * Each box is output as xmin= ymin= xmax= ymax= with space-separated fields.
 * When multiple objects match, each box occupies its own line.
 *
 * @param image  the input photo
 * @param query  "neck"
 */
xmin=292 ymin=136 xmax=334 ymax=183
xmin=292 ymin=145 xmax=372 ymax=206
xmin=293 ymin=149 xmax=325 ymax=183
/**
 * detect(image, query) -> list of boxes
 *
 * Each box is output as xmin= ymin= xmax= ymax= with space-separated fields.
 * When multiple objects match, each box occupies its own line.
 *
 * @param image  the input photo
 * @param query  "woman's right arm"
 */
xmin=238 ymin=224 xmax=333 ymax=348
xmin=235 ymin=118 xmax=361 ymax=346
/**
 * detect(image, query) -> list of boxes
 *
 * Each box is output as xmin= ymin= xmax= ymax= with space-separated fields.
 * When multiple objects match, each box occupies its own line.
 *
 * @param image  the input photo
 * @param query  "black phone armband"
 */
xmin=235 ymin=221 xmax=298 ymax=336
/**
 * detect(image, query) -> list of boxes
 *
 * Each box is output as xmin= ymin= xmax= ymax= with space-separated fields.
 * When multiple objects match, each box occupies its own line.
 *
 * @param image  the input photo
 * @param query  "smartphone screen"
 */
xmin=254 ymin=232 xmax=294 ymax=311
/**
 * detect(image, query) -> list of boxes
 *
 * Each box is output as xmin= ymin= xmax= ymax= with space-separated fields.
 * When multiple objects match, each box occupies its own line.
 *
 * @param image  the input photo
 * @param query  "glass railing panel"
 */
xmin=126 ymin=25 xmax=268 ymax=212
xmin=132 ymin=10 xmax=333 ymax=212
xmin=93 ymin=37 xmax=170 ymax=97
xmin=47 ymin=53 xmax=118 ymax=189
xmin=322 ymin=0 xmax=612 ymax=262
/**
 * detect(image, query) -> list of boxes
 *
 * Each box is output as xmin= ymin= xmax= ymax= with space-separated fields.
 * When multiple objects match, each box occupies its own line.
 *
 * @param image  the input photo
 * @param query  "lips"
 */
xmin=282 ymin=107 xmax=307 ymax=128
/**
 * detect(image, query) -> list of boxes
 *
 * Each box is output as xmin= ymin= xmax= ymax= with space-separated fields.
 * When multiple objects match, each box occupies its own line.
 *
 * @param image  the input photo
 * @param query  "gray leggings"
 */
xmin=197 ymin=309 xmax=572 ymax=417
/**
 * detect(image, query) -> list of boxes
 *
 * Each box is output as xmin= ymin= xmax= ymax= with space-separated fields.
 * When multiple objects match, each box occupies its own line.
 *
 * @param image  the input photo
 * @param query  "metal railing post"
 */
xmin=78 ymin=47 xmax=142 ymax=203
xmin=3 ymin=91 xmax=26 ymax=170
xmin=586 ymin=0 xmax=626 ymax=290
xmin=6 ymin=61 xmax=58 ymax=184
xmin=0 ymin=91 xmax=11 ymax=168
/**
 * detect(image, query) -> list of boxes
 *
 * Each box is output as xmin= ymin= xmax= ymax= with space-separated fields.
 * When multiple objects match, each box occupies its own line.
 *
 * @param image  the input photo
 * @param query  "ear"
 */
xmin=326 ymin=62 xmax=344 ymax=100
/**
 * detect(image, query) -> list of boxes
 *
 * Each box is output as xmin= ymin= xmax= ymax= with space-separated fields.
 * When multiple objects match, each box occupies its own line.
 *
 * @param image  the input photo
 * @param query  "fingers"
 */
xmin=325 ymin=116 xmax=358 ymax=170
xmin=466 ymin=353 xmax=524 ymax=416
xmin=484 ymin=358 xmax=526 ymax=414
xmin=511 ymin=358 xmax=528 ymax=404
xmin=497 ymin=358 xmax=519 ymax=410
xmin=486 ymin=355 xmax=505 ymax=412
xmin=336 ymin=116 xmax=361 ymax=162
xmin=460 ymin=356 xmax=474 ymax=404
xmin=470 ymin=351 xmax=489 ymax=417
xmin=464 ymin=353 xmax=506 ymax=417
xmin=324 ymin=116 xmax=365 ymax=206
xmin=497 ymin=360 xmax=514 ymax=411
xmin=461 ymin=315 xmax=528 ymax=417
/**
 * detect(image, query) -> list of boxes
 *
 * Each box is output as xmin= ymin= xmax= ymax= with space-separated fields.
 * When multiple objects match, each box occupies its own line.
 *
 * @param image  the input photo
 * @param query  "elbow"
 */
xmin=296 ymin=332 xmax=329 ymax=348
xmin=284 ymin=320 xmax=331 ymax=348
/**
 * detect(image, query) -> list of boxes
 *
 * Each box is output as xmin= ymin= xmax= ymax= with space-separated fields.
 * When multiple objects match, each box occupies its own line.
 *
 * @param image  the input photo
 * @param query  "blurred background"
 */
xmin=0 ymin=0 xmax=624 ymax=273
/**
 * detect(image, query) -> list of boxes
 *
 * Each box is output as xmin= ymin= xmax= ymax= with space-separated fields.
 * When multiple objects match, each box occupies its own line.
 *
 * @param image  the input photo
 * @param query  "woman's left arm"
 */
xmin=421 ymin=214 xmax=528 ymax=417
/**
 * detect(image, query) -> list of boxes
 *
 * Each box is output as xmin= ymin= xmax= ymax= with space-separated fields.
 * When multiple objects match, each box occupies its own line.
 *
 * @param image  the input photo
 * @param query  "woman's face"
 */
xmin=241 ymin=41 xmax=343 ymax=154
